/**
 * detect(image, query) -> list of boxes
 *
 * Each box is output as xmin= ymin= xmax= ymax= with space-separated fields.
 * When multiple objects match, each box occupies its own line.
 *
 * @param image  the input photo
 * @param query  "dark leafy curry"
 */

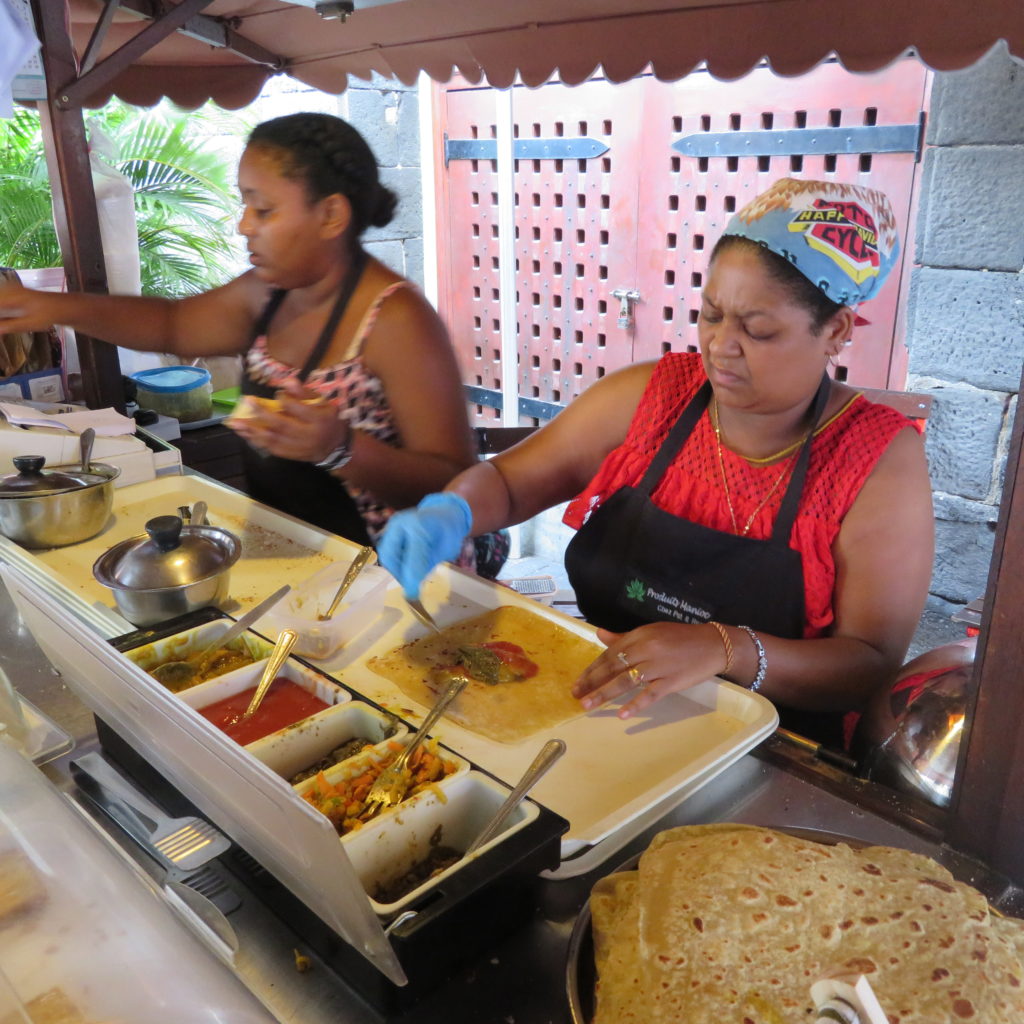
xmin=455 ymin=641 xmax=539 ymax=686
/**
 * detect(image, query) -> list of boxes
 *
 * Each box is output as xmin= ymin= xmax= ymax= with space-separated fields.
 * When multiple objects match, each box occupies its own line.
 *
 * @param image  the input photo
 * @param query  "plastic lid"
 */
xmin=102 ymin=515 xmax=239 ymax=589
xmin=131 ymin=365 xmax=212 ymax=394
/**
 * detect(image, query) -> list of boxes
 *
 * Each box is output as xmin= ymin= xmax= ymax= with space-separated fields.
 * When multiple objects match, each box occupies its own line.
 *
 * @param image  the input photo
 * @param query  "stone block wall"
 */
xmin=340 ymin=75 xmax=423 ymax=287
xmin=907 ymin=42 xmax=1024 ymax=613
xmin=254 ymin=73 xmax=424 ymax=286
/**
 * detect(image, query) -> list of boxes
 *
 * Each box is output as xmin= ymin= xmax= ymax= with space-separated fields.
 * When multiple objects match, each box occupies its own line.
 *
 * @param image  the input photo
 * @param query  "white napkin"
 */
xmin=0 ymin=403 xmax=136 ymax=437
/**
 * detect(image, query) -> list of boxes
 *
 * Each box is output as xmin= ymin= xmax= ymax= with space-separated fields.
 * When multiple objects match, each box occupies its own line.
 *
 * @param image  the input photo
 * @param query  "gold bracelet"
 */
xmin=708 ymin=621 xmax=734 ymax=675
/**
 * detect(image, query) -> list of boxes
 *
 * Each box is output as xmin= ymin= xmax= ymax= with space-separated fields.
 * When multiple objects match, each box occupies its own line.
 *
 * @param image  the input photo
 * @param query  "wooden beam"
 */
xmin=58 ymin=0 xmax=216 ymax=109
xmin=32 ymin=1 xmax=124 ymax=411
xmin=946 ymin=377 xmax=1024 ymax=881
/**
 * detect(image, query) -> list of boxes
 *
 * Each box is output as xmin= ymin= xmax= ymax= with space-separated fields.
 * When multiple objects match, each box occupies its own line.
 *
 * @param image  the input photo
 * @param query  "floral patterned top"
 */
xmin=244 ymin=280 xmax=409 ymax=542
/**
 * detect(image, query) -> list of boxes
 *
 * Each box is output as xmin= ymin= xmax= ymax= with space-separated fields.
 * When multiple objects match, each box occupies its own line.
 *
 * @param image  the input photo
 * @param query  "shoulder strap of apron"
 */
xmin=296 ymin=248 xmax=369 ymax=382
xmin=636 ymin=379 xmax=712 ymax=496
xmin=770 ymin=372 xmax=832 ymax=544
xmin=634 ymin=372 xmax=832 ymax=546
xmin=251 ymin=288 xmax=287 ymax=342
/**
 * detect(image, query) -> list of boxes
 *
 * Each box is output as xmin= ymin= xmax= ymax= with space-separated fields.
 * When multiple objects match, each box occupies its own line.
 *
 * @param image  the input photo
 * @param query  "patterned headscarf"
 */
xmin=722 ymin=178 xmax=900 ymax=309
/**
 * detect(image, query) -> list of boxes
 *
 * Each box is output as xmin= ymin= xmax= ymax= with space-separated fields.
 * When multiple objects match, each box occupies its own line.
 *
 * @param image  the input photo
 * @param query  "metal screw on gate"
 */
xmin=612 ymin=288 xmax=641 ymax=329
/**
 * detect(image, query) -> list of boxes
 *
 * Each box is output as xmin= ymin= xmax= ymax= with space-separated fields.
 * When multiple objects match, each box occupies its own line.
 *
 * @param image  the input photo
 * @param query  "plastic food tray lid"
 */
xmin=0 ymin=474 xmax=779 ymax=879
xmin=0 ymin=563 xmax=567 ymax=989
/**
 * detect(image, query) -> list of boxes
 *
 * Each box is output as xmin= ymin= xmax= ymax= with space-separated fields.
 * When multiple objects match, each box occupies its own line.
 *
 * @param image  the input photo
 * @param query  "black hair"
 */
xmin=710 ymin=234 xmax=845 ymax=333
xmin=247 ymin=113 xmax=398 ymax=237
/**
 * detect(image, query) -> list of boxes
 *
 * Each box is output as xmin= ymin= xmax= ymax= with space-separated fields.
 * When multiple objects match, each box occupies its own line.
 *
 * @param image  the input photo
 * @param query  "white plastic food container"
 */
xmin=260 ymin=562 xmax=391 ymax=659
xmin=344 ymin=771 xmax=540 ymax=914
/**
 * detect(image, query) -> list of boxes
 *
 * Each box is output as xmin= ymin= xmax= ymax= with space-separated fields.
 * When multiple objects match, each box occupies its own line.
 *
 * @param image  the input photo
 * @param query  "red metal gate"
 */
xmin=435 ymin=60 xmax=929 ymax=426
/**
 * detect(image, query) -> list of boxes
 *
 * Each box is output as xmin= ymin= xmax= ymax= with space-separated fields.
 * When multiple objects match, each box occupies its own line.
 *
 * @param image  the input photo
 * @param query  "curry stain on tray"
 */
xmin=367 ymin=605 xmax=602 ymax=745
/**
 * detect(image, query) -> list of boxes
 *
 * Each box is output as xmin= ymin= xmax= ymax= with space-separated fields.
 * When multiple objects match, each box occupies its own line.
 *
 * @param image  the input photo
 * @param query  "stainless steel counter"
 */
xmin=2 ymin=576 xmax=1018 ymax=1024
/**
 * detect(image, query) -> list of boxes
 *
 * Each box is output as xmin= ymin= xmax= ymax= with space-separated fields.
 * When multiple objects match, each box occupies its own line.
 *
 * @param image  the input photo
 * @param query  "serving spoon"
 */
xmin=319 ymin=545 xmax=373 ymax=620
xmin=79 ymin=427 xmax=95 ymax=473
xmin=464 ymin=738 xmax=566 ymax=855
xmin=151 ymin=584 xmax=291 ymax=691
xmin=242 ymin=628 xmax=299 ymax=721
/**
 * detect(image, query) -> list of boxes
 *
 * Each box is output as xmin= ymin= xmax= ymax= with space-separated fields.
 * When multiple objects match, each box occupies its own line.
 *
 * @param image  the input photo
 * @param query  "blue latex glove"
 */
xmin=377 ymin=492 xmax=473 ymax=599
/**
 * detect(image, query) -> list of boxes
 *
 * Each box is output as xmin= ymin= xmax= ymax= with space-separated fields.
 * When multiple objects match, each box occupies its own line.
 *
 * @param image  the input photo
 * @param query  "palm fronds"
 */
xmin=0 ymin=100 xmax=249 ymax=297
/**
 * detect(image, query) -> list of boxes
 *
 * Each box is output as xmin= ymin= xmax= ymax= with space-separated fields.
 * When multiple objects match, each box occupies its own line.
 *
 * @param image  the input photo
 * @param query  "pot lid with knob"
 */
xmin=94 ymin=515 xmax=241 ymax=591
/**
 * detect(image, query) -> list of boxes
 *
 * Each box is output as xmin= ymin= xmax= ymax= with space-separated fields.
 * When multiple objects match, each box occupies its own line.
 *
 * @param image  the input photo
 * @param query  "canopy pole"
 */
xmin=32 ymin=1 xmax=123 ymax=412
xmin=946 ymin=360 xmax=1024 ymax=882
xmin=495 ymin=87 xmax=518 ymax=431
xmin=494 ymin=86 xmax=521 ymax=559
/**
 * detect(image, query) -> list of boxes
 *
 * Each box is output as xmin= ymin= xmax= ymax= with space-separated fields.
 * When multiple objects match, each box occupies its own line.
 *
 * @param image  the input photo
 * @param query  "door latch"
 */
xmin=611 ymin=288 xmax=641 ymax=329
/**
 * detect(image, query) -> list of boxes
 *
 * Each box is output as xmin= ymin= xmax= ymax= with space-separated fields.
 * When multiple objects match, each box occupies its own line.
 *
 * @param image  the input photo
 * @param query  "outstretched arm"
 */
xmin=0 ymin=274 xmax=264 ymax=359
xmin=447 ymin=361 xmax=657 ymax=534
xmin=377 ymin=361 xmax=656 ymax=595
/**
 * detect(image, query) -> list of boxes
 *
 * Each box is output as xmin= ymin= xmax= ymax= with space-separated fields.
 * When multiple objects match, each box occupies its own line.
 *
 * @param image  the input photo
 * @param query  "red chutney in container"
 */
xmin=197 ymin=677 xmax=329 ymax=745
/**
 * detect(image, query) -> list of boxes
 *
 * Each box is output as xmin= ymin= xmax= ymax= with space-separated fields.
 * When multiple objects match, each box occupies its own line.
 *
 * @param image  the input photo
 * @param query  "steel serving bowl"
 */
xmin=0 ymin=455 xmax=120 ymax=549
xmin=93 ymin=514 xmax=241 ymax=626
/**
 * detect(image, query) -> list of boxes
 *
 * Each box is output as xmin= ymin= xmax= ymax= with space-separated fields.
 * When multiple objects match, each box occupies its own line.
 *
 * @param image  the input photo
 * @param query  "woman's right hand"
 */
xmin=0 ymin=283 xmax=56 ymax=333
xmin=377 ymin=492 xmax=473 ymax=598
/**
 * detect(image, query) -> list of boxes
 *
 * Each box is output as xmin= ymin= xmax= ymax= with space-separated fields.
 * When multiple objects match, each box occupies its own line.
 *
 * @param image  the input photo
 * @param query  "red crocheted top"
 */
xmin=563 ymin=353 xmax=919 ymax=638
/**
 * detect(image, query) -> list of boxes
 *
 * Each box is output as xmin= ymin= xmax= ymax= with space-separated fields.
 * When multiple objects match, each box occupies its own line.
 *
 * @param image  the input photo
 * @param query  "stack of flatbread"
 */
xmin=590 ymin=823 xmax=1024 ymax=1023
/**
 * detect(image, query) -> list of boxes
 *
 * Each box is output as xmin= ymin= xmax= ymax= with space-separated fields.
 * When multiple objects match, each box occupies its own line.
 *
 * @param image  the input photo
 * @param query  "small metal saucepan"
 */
xmin=0 ymin=432 xmax=120 ymax=549
xmin=93 ymin=514 xmax=241 ymax=626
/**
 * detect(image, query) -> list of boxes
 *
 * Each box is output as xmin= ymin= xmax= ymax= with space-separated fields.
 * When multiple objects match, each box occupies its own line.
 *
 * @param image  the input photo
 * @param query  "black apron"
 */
xmin=565 ymin=375 xmax=845 ymax=746
xmin=241 ymin=251 xmax=372 ymax=547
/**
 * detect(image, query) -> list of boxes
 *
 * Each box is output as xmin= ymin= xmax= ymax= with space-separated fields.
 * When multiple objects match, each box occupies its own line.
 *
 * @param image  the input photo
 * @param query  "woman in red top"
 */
xmin=379 ymin=179 xmax=934 ymax=744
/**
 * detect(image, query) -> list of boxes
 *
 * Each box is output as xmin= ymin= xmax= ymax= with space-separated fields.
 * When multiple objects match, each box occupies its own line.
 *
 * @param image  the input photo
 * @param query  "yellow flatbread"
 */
xmin=367 ymin=605 xmax=602 ymax=744
xmin=590 ymin=824 xmax=1024 ymax=1024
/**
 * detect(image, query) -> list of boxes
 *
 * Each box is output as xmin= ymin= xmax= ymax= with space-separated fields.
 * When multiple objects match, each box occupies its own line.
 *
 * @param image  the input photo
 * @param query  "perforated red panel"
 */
xmin=632 ymin=60 xmax=927 ymax=387
xmin=437 ymin=60 xmax=928 ymax=426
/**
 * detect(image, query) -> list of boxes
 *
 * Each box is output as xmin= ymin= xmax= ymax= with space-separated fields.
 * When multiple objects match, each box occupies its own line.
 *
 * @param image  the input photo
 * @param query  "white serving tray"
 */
xmin=0 ymin=473 xmax=778 ymax=874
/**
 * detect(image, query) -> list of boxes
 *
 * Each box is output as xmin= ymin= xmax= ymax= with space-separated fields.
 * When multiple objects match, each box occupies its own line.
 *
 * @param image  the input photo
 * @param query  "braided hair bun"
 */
xmin=248 ymin=113 xmax=398 ymax=236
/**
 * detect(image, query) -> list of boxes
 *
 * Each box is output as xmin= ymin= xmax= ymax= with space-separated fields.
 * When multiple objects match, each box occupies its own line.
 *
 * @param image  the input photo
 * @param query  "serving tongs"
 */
xmin=363 ymin=674 xmax=469 ymax=817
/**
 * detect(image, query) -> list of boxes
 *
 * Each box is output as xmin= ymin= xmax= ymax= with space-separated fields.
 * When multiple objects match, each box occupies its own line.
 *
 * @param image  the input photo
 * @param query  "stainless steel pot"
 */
xmin=0 ymin=454 xmax=120 ymax=549
xmin=852 ymin=638 xmax=977 ymax=808
xmin=92 ymin=514 xmax=241 ymax=626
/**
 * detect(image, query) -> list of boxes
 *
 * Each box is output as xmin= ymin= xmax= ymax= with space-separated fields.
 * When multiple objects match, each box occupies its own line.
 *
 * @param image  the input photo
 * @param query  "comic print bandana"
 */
xmin=722 ymin=178 xmax=900 ymax=309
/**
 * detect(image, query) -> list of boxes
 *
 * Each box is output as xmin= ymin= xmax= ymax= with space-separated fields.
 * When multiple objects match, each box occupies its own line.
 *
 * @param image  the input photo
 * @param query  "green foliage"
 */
xmin=0 ymin=100 xmax=252 ymax=297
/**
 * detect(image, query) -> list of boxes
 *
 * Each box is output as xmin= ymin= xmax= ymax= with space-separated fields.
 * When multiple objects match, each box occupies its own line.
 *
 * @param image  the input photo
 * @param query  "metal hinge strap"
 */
xmin=445 ymin=136 xmax=609 ymax=166
xmin=672 ymin=124 xmax=921 ymax=159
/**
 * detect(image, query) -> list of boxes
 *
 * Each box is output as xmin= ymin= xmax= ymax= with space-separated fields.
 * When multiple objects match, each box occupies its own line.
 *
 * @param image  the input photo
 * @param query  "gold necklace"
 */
xmin=712 ymin=400 xmax=806 ymax=537
xmin=710 ymin=399 xmax=805 ymax=465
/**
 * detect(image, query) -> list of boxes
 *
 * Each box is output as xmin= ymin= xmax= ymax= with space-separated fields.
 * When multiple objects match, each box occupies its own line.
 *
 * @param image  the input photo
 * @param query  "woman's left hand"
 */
xmin=572 ymin=623 xmax=730 ymax=720
xmin=227 ymin=378 xmax=348 ymax=464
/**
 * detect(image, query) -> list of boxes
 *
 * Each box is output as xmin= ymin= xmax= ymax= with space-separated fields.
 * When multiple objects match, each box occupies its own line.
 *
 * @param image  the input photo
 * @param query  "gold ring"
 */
xmin=627 ymin=665 xmax=647 ymax=689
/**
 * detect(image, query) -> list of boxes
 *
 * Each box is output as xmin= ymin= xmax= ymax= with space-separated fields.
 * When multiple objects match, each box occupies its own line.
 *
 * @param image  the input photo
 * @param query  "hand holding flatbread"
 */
xmin=226 ymin=380 xmax=348 ymax=464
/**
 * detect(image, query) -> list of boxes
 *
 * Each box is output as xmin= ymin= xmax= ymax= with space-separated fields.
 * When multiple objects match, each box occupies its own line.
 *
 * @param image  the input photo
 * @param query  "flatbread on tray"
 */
xmin=366 ymin=605 xmax=602 ymax=744
xmin=590 ymin=823 xmax=1024 ymax=1024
